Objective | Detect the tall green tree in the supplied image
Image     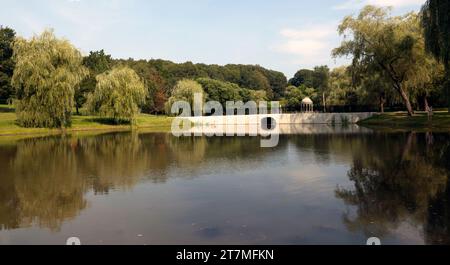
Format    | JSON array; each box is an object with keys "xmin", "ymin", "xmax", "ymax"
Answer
[
  {"xmin": 422, "ymin": 0, "xmax": 450, "ymax": 112},
  {"xmin": 144, "ymin": 69, "xmax": 167, "ymax": 114},
  {"xmin": 165, "ymin": 79, "xmax": 205, "ymax": 115},
  {"xmin": 406, "ymin": 56, "xmax": 445, "ymax": 111},
  {"xmin": 313, "ymin": 65, "xmax": 330, "ymax": 111},
  {"xmin": 197, "ymin": 78, "xmax": 243, "ymax": 106},
  {"xmin": 289, "ymin": 69, "xmax": 314, "ymax": 87},
  {"xmin": 284, "ymin": 84, "xmax": 318, "ymax": 111},
  {"xmin": 86, "ymin": 66, "xmax": 147, "ymax": 124},
  {"xmin": 328, "ymin": 66, "xmax": 354, "ymax": 106},
  {"xmin": 0, "ymin": 26, "xmax": 16, "ymax": 103},
  {"xmin": 11, "ymin": 30, "xmax": 87, "ymax": 128},
  {"xmin": 359, "ymin": 70, "xmax": 393, "ymax": 113},
  {"xmin": 333, "ymin": 6, "xmax": 431, "ymax": 116},
  {"xmin": 289, "ymin": 67, "xmax": 329, "ymax": 111},
  {"xmin": 76, "ymin": 50, "xmax": 112, "ymax": 115}
]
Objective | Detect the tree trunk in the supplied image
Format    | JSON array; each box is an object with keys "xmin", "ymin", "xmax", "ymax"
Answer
[
  {"xmin": 76, "ymin": 105, "xmax": 80, "ymax": 116},
  {"xmin": 396, "ymin": 84, "xmax": 414, "ymax": 116},
  {"xmin": 424, "ymin": 97, "xmax": 430, "ymax": 112},
  {"xmin": 379, "ymin": 93, "xmax": 386, "ymax": 113},
  {"xmin": 323, "ymin": 92, "xmax": 326, "ymax": 113},
  {"xmin": 447, "ymin": 82, "xmax": 450, "ymax": 113},
  {"xmin": 447, "ymin": 66, "xmax": 450, "ymax": 113},
  {"xmin": 402, "ymin": 132, "xmax": 415, "ymax": 161}
]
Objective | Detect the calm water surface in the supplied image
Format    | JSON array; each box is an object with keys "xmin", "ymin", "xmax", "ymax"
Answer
[{"xmin": 1, "ymin": 126, "xmax": 450, "ymax": 245}]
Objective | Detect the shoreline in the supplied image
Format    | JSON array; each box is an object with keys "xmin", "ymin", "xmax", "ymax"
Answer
[
  {"xmin": 357, "ymin": 111, "xmax": 450, "ymax": 132},
  {"xmin": 0, "ymin": 125, "xmax": 173, "ymax": 137},
  {"xmin": 1, "ymin": 111, "xmax": 450, "ymax": 139},
  {"xmin": 0, "ymin": 105, "xmax": 174, "ymax": 138}
]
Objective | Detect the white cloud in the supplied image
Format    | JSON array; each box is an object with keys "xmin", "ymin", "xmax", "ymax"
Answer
[
  {"xmin": 333, "ymin": 0, "xmax": 425, "ymax": 10},
  {"xmin": 277, "ymin": 39, "xmax": 327, "ymax": 56},
  {"xmin": 273, "ymin": 24, "xmax": 338, "ymax": 67}
]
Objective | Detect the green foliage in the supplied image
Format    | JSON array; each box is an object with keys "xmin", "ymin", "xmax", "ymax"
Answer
[
  {"xmin": 327, "ymin": 66, "xmax": 353, "ymax": 106},
  {"xmin": 11, "ymin": 30, "xmax": 87, "ymax": 128},
  {"xmin": 422, "ymin": 0, "xmax": 450, "ymax": 111},
  {"xmin": 84, "ymin": 49, "xmax": 113, "ymax": 73},
  {"xmin": 327, "ymin": 66, "xmax": 386, "ymax": 109},
  {"xmin": 422, "ymin": 0, "xmax": 450, "ymax": 67},
  {"xmin": 288, "ymin": 66, "xmax": 329, "ymax": 108},
  {"xmin": 333, "ymin": 5, "xmax": 439, "ymax": 115},
  {"xmin": 86, "ymin": 67, "xmax": 147, "ymax": 124},
  {"xmin": 116, "ymin": 59, "xmax": 287, "ymax": 101},
  {"xmin": 284, "ymin": 85, "xmax": 317, "ymax": 111},
  {"xmin": 0, "ymin": 26, "xmax": 16, "ymax": 102},
  {"xmin": 196, "ymin": 77, "xmax": 268, "ymax": 107},
  {"xmin": 76, "ymin": 50, "xmax": 113, "ymax": 114},
  {"xmin": 165, "ymin": 79, "xmax": 205, "ymax": 115},
  {"xmin": 312, "ymin": 66, "xmax": 330, "ymax": 94},
  {"xmin": 114, "ymin": 59, "xmax": 168, "ymax": 114},
  {"xmin": 197, "ymin": 78, "xmax": 242, "ymax": 104},
  {"xmin": 249, "ymin": 90, "xmax": 267, "ymax": 104},
  {"xmin": 289, "ymin": 67, "xmax": 329, "ymax": 93},
  {"xmin": 289, "ymin": 69, "xmax": 314, "ymax": 87},
  {"xmin": 406, "ymin": 56, "xmax": 446, "ymax": 108},
  {"xmin": 142, "ymin": 68, "xmax": 167, "ymax": 114}
]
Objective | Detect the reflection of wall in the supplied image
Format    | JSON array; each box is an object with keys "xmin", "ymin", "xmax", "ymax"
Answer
[
  {"xmin": 184, "ymin": 124, "xmax": 373, "ymax": 136},
  {"xmin": 186, "ymin": 113, "xmax": 375, "ymax": 125}
]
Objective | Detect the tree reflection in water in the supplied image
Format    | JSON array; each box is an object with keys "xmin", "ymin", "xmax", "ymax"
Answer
[
  {"xmin": 335, "ymin": 132, "xmax": 450, "ymax": 244},
  {"xmin": 0, "ymin": 132, "xmax": 269, "ymax": 231},
  {"xmin": 1, "ymin": 130, "xmax": 450, "ymax": 244}
]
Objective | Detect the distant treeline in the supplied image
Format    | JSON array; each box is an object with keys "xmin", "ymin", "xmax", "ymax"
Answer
[{"xmin": 111, "ymin": 58, "xmax": 287, "ymax": 113}]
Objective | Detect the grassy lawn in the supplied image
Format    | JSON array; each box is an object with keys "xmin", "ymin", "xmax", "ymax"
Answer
[
  {"xmin": 0, "ymin": 104, "xmax": 173, "ymax": 137},
  {"xmin": 358, "ymin": 111, "xmax": 450, "ymax": 132}
]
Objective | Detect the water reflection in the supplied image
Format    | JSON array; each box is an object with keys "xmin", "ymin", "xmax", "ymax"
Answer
[
  {"xmin": 0, "ymin": 128, "xmax": 449, "ymax": 244},
  {"xmin": 0, "ymin": 132, "xmax": 272, "ymax": 232},
  {"xmin": 335, "ymin": 132, "xmax": 450, "ymax": 244}
]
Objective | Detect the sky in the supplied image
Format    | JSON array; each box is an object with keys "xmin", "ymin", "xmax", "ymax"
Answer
[{"xmin": 0, "ymin": 0, "xmax": 426, "ymax": 78}]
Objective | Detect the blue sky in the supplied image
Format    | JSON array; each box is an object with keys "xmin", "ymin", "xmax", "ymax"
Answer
[{"xmin": 0, "ymin": 0, "xmax": 426, "ymax": 78}]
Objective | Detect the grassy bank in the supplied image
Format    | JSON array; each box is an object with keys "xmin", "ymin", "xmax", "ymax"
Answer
[
  {"xmin": 3, "ymin": 104, "xmax": 450, "ymax": 137},
  {"xmin": 358, "ymin": 111, "xmax": 450, "ymax": 132},
  {"xmin": 0, "ymin": 104, "xmax": 173, "ymax": 137}
]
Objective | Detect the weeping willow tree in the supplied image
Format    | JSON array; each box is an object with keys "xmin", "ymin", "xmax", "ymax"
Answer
[
  {"xmin": 422, "ymin": 0, "xmax": 450, "ymax": 112},
  {"xmin": 333, "ymin": 7, "xmax": 430, "ymax": 116},
  {"xmin": 164, "ymin": 79, "xmax": 205, "ymax": 115},
  {"xmin": 11, "ymin": 30, "xmax": 87, "ymax": 128},
  {"xmin": 86, "ymin": 66, "xmax": 147, "ymax": 124}
]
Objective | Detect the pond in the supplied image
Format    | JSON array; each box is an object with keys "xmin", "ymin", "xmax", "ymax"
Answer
[{"xmin": 0, "ymin": 125, "xmax": 450, "ymax": 245}]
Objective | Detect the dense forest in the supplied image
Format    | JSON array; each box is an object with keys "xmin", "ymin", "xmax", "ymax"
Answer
[{"xmin": 113, "ymin": 58, "xmax": 287, "ymax": 113}]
